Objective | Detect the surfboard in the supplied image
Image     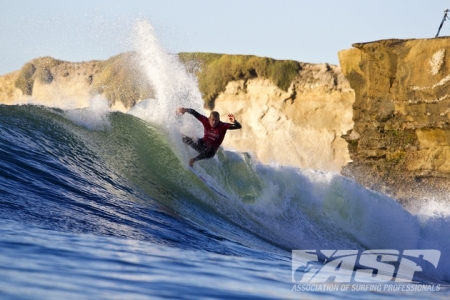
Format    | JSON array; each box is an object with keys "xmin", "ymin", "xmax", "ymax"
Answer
[{"xmin": 189, "ymin": 166, "xmax": 229, "ymax": 199}]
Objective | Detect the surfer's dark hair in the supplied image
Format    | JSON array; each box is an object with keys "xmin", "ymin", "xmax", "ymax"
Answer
[{"xmin": 210, "ymin": 111, "xmax": 220, "ymax": 119}]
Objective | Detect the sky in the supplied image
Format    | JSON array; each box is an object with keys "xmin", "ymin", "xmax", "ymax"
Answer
[{"xmin": 0, "ymin": 0, "xmax": 449, "ymax": 75}]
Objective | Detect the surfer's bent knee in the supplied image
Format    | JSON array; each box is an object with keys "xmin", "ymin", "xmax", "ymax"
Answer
[{"xmin": 195, "ymin": 148, "xmax": 216, "ymax": 161}]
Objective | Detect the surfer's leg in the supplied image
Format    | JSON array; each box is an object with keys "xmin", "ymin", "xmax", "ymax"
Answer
[
  {"xmin": 192, "ymin": 148, "xmax": 216, "ymax": 162},
  {"xmin": 189, "ymin": 149, "xmax": 215, "ymax": 167},
  {"xmin": 183, "ymin": 137, "xmax": 214, "ymax": 166},
  {"xmin": 182, "ymin": 136, "xmax": 200, "ymax": 151},
  {"xmin": 182, "ymin": 136, "xmax": 207, "ymax": 153}
]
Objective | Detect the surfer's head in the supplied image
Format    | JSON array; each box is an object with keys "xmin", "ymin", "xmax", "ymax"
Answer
[{"xmin": 209, "ymin": 111, "xmax": 220, "ymax": 127}]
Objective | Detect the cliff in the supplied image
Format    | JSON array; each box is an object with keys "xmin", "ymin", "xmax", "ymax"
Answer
[
  {"xmin": 0, "ymin": 52, "xmax": 354, "ymax": 172},
  {"xmin": 339, "ymin": 37, "xmax": 450, "ymax": 204},
  {"xmin": 209, "ymin": 64, "xmax": 353, "ymax": 171},
  {"xmin": 0, "ymin": 52, "xmax": 153, "ymax": 111}
]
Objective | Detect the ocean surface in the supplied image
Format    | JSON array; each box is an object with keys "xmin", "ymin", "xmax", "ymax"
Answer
[{"xmin": 1, "ymin": 21, "xmax": 450, "ymax": 299}]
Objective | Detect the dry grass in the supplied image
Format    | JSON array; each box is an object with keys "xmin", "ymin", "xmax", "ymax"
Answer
[{"xmin": 15, "ymin": 57, "xmax": 63, "ymax": 95}]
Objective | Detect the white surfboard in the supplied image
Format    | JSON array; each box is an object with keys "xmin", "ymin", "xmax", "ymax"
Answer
[{"xmin": 189, "ymin": 166, "xmax": 229, "ymax": 199}]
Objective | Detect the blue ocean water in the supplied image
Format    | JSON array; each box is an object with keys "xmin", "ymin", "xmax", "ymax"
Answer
[{"xmin": 1, "ymin": 20, "xmax": 450, "ymax": 299}]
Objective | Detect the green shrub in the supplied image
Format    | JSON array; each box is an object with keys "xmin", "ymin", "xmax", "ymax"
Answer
[{"xmin": 179, "ymin": 53, "xmax": 299, "ymax": 108}]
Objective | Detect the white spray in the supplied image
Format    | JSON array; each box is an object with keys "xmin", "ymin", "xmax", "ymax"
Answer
[
  {"xmin": 63, "ymin": 96, "xmax": 111, "ymax": 130},
  {"xmin": 131, "ymin": 20, "xmax": 206, "ymax": 163}
]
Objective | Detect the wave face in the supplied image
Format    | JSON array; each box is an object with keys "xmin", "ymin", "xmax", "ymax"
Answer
[{"xmin": 1, "ymin": 20, "xmax": 450, "ymax": 299}]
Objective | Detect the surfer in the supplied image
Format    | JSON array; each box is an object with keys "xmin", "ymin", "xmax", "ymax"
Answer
[{"xmin": 177, "ymin": 107, "xmax": 242, "ymax": 167}]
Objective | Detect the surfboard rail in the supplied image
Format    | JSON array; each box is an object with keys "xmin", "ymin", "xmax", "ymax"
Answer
[{"xmin": 189, "ymin": 166, "xmax": 229, "ymax": 199}]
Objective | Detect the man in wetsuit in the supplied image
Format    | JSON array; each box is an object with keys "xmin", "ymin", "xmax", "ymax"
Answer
[{"xmin": 177, "ymin": 107, "xmax": 242, "ymax": 167}]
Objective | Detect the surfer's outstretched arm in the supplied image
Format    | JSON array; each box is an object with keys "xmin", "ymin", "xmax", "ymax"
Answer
[
  {"xmin": 177, "ymin": 107, "xmax": 202, "ymax": 119},
  {"xmin": 178, "ymin": 108, "xmax": 242, "ymax": 129},
  {"xmin": 227, "ymin": 114, "xmax": 242, "ymax": 130}
]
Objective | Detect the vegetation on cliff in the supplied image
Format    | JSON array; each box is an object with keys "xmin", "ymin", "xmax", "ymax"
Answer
[
  {"xmin": 90, "ymin": 52, "xmax": 153, "ymax": 108},
  {"xmin": 178, "ymin": 53, "xmax": 300, "ymax": 108},
  {"xmin": 15, "ymin": 57, "xmax": 64, "ymax": 95},
  {"xmin": 9, "ymin": 52, "xmax": 300, "ymax": 110},
  {"xmin": 13, "ymin": 52, "xmax": 153, "ymax": 108}
]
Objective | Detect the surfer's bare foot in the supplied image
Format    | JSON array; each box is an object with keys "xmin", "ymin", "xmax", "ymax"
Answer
[{"xmin": 189, "ymin": 158, "xmax": 194, "ymax": 167}]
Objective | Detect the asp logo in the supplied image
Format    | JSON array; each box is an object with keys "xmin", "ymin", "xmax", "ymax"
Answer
[{"xmin": 292, "ymin": 249, "xmax": 441, "ymax": 283}]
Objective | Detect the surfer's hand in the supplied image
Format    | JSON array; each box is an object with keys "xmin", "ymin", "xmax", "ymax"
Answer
[
  {"xmin": 228, "ymin": 114, "xmax": 235, "ymax": 123},
  {"xmin": 177, "ymin": 107, "xmax": 186, "ymax": 115}
]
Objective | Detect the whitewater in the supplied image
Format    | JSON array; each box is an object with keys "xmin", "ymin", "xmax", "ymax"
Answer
[{"xmin": 0, "ymin": 20, "xmax": 449, "ymax": 299}]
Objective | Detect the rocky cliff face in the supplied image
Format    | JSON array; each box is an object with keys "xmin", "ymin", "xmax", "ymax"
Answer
[
  {"xmin": 0, "ymin": 52, "xmax": 153, "ymax": 111},
  {"xmin": 0, "ymin": 53, "xmax": 354, "ymax": 172},
  {"xmin": 339, "ymin": 37, "xmax": 450, "ymax": 204},
  {"xmin": 211, "ymin": 63, "xmax": 354, "ymax": 172}
]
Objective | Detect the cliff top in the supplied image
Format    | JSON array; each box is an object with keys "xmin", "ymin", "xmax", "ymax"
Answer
[{"xmin": 351, "ymin": 36, "xmax": 450, "ymax": 48}]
